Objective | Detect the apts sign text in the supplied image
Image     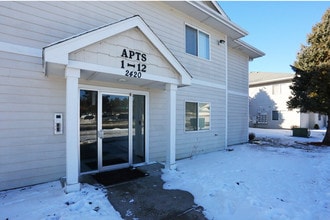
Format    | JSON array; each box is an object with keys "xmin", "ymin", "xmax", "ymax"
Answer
[{"xmin": 120, "ymin": 49, "xmax": 147, "ymax": 79}]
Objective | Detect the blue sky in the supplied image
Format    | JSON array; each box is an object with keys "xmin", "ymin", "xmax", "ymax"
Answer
[{"xmin": 219, "ymin": 1, "xmax": 330, "ymax": 73}]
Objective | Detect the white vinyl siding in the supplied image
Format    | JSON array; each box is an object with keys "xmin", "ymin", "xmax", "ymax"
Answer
[
  {"xmin": 249, "ymin": 81, "xmax": 325, "ymax": 129},
  {"xmin": 227, "ymin": 94, "xmax": 249, "ymax": 145},
  {"xmin": 0, "ymin": 52, "xmax": 66, "ymax": 190},
  {"xmin": 228, "ymin": 48, "xmax": 249, "ymax": 94},
  {"xmin": 176, "ymin": 85, "xmax": 225, "ymax": 159},
  {"xmin": 0, "ymin": 1, "xmax": 252, "ymax": 190},
  {"xmin": 0, "ymin": 1, "xmax": 227, "ymax": 84},
  {"xmin": 227, "ymin": 48, "xmax": 249, "ymax": 145},
  {"xmin": 148, "ymin": 90, "xmax": 169, "ymax": 162}
]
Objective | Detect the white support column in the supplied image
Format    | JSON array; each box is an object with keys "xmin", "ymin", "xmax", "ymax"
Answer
[
  {"xmin": 165, "ymin": 84, "xmax": 177, "ymax": 170},
  {"xmin": 64, "ymin": 67, "xmax": 81, "ymax": 193}
]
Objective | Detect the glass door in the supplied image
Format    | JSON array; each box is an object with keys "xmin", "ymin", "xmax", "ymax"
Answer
[
  {"xmin": 80, "ymin": 89, "xmax": 146, "ymax": 174},
  {"xmin": 100, "ymin": 94, "xmax": 129, "ymax": 168}
]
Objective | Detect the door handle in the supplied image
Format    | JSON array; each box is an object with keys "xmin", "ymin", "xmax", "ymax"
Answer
[{"xmin": 98, "ymin": 130, "xmax": 104, "ymax": 139}]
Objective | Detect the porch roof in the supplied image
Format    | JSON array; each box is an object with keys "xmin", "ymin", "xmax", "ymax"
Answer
[{"xmin": 43, "ymin": 15, "xmax": 192, "ymax": 87}]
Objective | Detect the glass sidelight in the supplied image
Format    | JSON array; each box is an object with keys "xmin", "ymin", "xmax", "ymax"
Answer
[
  {"xmin": 80, "ymin": 90, "xmax": 98, "ymax": 173},
  {"xmin": 133, "ymin": 95, "xmax": 145, "ymax": 164},
  {"xmin": 80, "ymin": 89, "xmax": 146, "ymax": 174}
]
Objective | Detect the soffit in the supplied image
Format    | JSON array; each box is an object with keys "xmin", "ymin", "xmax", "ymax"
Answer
[{"xmin": 229, "ymin": 39, "xmax": 265, "ymax": 59}]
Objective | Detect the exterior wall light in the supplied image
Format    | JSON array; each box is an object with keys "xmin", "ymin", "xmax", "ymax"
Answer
[{"xmin": 218, "ymin": 39, "xmax": 226, "ymax": 45}]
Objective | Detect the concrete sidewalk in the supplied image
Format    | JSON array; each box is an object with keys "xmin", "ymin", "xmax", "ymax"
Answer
[{"xmin": 84, "ymin": 163, "xmax": 207, "ymax": 219}]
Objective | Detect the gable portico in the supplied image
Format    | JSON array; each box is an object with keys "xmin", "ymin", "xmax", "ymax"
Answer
[{"xmin": 43, "ymin": 16, "xmax": 191, "ymax": 192}]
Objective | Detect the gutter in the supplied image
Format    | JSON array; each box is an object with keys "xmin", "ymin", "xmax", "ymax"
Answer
[{"xmin": 233, "ymin": 39, "xmax": 265, "ymax": 59}]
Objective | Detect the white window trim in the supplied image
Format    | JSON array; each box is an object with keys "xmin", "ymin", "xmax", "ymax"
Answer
[
  {"xmin": 185, "ymin": 23, "xmax": 211, "ymax": 60},
  {"xmin": 184, "ymin": 100, "xmax": 211, "ymax": 132}
]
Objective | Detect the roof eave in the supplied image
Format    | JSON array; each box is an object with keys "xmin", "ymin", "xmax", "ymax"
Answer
[
  {"xmin": 164, "ymin": 1, "xmax": 247, "ymax": 40},
  {"xmin": 165, "ymin": 1, "xmax": 265, "ymax": 59},
  {"xmin": 230, "ymin": 39, "xmax": 265, "ymax": 60},
  {"xmin": 249, "ymin": 77, "xmax": 294, "ymax": 86}
]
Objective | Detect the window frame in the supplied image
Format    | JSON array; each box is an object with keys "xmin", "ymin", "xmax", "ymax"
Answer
[
  {"xmin": 272, "ymin": 110, "xmax": 279, "ymax": 121},
  {"xmin": 256, "ymin": 112, "xmax": 268, "ymax": 124},
  {"xmin": 185, "ymin": 24, "xmax": 210, "ymax": 60},
  {"xmin": 185, "ymin": 101, "xmax": 211, "ymax": 132},
  {"xmin": 272, "ymin": 84, "xmax": 281, "ymax": 95}
]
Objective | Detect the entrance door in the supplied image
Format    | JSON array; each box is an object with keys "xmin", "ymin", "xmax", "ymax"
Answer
[
  {"xmin": 80, "ymin": 89, "xmax": 146, "ymax": 173},
  {"xmin": 100, "ymin": 94, "xmax": 129, "ymax": 169}
]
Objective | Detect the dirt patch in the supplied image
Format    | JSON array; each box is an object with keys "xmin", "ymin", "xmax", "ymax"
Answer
[
  {"xmin": 93, "ymin": 168, "xmax": 148, "ymax": 186},
  {"xmin": 305, "ymin": 142, "xmax": 330, "ymax": 147},
  {"xmin": 100, "ymin": 163, "xmax": 207, "ymax": 220}
]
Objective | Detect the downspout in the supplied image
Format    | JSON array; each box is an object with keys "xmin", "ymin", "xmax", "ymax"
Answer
[
  {"xmin": 224, "ymin": 35, "xmax": 228, "ymax": 148},
  {"xmin": 42, "ymin": 48, "xmax": 47, "ymax": 77}
]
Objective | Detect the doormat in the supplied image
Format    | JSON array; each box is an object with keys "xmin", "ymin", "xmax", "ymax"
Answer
[{"xmin": 93, "ymin": 168, "xmax": 148, "ymax": 186}]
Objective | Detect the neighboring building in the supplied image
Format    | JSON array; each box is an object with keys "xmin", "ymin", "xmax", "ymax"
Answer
[
  {"xmin": 0, "ymin": 1, "xmax": 264, "ymax": 192},
  {"xmin": 249, "ymin": 72, "xmax": 327, "ymax": 129}
]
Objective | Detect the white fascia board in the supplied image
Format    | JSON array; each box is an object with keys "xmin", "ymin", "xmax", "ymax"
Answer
[
  {"xmin": 68, "ymin": 61, "xmax": 179, "ymax": 85},
  {"xmin": 211, "ymin": 1, "xmax": 230, "ymax": 19},
  {"xmin": 68, "ymin": 61, "xmax": 125, "ymax": 76},
  {"xmin": 44, "ymin": 16, "xmax": 191, "ymax": 86}
]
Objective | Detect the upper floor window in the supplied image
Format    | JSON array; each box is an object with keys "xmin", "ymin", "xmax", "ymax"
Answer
[
  {"xmin": 185, "ymin": 25, "xmax": 210, "ymax": 60},
  {"xmin": 272, "ymin": 84, "xmax": 281, "ymax": 95}
]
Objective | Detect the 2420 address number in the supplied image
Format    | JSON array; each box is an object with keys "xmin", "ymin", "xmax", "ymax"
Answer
[{"xmin": 125, "ymin": 70, "xmax": 142, "ymax": 78}]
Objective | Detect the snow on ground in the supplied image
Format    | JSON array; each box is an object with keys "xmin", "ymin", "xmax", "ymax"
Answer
[
  {"xmin": 162, "ymin": 128, "xmax": 330, "ymax": 220},
  {"xmin": 0, "ymin": 181, "xmax": 122, "ymax": 220},
  {"xmin": 249, "ymin": 127, "xmax": 327, "ymax": 147},
  {"xmin": 1, "ymin": 128, "xmax": 330, "ymax": 220}
]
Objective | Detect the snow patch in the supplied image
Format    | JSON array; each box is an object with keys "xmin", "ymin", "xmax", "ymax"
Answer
[
  {"xmin": 0, "ymin": 182, "xmax": 122, "ymax": 220},
  {"xmin": 1, "ymin": 128, "xmax": 329, "ymax": 219},
  {"xmin": 162, "ymin": 128, "xmax": 330, "ymax": 220}
]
